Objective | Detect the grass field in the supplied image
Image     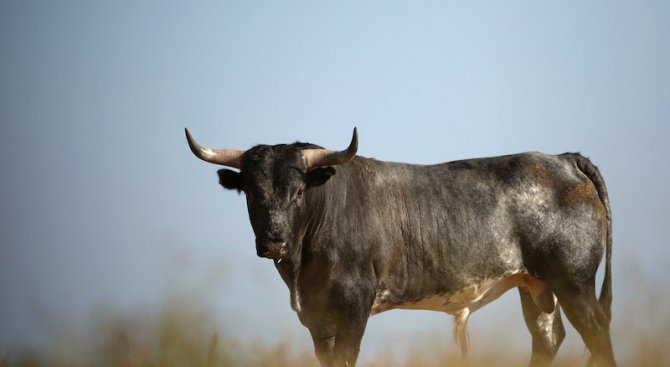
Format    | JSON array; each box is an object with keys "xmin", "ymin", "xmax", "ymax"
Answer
[
  {"xmin": 2, "ymin": 257, "xmax": 668, "ymax": 367},
  {"xmin": 2, "ymin": 294, "xmax": 668, "ymax": 367}
]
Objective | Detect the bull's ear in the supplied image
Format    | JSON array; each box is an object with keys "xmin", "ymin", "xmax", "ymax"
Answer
[
  {"xmin": 305, "ymin": 167, "xmax": 336, "ymax": 188},
  {"xmin": 217, "ymin": 169, "xmax": 244, "ymax": 192}
]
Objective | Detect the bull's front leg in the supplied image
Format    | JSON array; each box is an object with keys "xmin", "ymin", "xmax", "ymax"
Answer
[
  {"xmin": 307, "ymin": 311, "xmax": 370, "ymax": 366},
  {"xmin": 309, "ymin": 321, "xmax": 337, "ymax": 366},
  {"xmin": 332, "ymin": 316, "xmax": 368, "ymax": 366},
  {"xmin": 303, "ymin": 278, "xmax": 375, "ymax": 367}
]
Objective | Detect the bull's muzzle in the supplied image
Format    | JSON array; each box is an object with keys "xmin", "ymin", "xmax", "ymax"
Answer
[{"xmin": 256, "ymin": 239, "xmax": 289, "ymax": 260}]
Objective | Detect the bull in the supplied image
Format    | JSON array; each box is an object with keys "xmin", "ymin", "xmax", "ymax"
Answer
[{"xmin": 185, "ymin": 127, "xmax": 615, "ymax": 367}]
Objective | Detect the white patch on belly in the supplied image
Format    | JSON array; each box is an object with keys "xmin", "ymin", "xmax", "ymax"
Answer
[
  {"xmin": 370, "ymin": 273, "xmax": 553, "ymax": 356},
  {"xmin": 372, "ymin": 273, "xmax": 548, "ymax": 316},
  {"xmin": 382, "ymin": 275, "xmax": 501, "ymax": 314},
  {"xmin": 370, "ymin": 273, "xmax": 550, "ymax": 355}
]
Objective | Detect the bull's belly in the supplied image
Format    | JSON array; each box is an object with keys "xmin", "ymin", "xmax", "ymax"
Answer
[{"xmin": 370, "ymin": 272, "xmax": 550, "ymax": 316}]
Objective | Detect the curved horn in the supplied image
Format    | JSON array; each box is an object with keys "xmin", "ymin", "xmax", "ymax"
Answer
[
  {"xmin": 185, "ymin": 128, "xmax": 244, "ymax": 168},
  {"xmin": 303, "ymin": 127, "xmax": 358, "ymax": 168}
]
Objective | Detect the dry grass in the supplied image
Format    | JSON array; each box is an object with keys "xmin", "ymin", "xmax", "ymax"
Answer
[
  {"xmin": 0, "ymin": 301, "xmax": 318, "ymax": 367},
  {"xmin": 1, "ymin": 299, "xmax": 668, "ymax": 367},
  {"xmin": 2, "ymin": 258, "xmax": 669, "ymax": 367}
]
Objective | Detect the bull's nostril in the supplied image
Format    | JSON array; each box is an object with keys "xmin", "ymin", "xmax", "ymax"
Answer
[{"xmin": 256, "ymin": 239, "xmax": 289, "ymax": 259}]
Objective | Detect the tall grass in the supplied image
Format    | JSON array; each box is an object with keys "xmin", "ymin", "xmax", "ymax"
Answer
[
  {"xmin": 2, "ymin": 298, "xmax": 668, "ymax": 367},
  {"xmin": 2, "ymin": 261, "xmax": 669, "ymax": 367},
  {"xmin": 0, "ymin": 299, "xmax": 318, "ymax": 367}
]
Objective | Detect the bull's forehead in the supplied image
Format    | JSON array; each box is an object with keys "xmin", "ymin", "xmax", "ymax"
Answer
[
  {"xmin": 244, "ymin": 144, "xmax": 305, "ymax": 167},
  {"xmin": 242, "ymin": 144, "xmax": 305, "ymax": 194}
]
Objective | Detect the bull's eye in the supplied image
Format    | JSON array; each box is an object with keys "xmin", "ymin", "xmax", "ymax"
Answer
[{"xmin": 296, "ymin": 189, "xmax": 304, "ymax": 199}]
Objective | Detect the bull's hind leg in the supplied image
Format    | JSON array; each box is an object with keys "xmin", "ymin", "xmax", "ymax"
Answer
[
  {"xmin": 555, "ymin": 287, "xmax": 615, "ymax": 367},
  {"xmin": 518, "ymin": 288, "xmax": 565, "ymax": 367}
]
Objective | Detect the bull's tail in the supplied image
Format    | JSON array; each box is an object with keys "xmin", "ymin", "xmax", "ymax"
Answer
[{"xmin": 564, "ymin": 153, "xmax": 613, "ymax": 322}]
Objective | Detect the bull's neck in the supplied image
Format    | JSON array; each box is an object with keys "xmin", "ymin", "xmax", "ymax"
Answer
[{"xmin": 273, "ymin": 159, "xmax": 365, "ymax": 313}]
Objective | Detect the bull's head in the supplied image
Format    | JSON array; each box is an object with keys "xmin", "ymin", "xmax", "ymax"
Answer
[{"xmin": 185, "ymin": 128, "xmax": 357, "ymax": 262}]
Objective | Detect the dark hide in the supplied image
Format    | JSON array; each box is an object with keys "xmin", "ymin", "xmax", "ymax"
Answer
[{"xmin": 212, "ymin": 145, "xmax": 614, "ymax": 367}]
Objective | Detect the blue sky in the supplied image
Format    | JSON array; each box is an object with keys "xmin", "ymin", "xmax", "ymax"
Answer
[{"xmin": 1, "ymin": 1, "xmax": 669, "ymax": 363}]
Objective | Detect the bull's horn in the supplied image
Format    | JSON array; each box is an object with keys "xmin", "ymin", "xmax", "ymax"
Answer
[
  {"xmin": 303, "ymin": 127, "xmax": 358, "ymax": 168},
  {"xmin": 185, "ymin": 128, "xmax": 244, "ymax": 168}
]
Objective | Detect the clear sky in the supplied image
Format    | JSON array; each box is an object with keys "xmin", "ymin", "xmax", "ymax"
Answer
[{"xmin": 1, "ymin": 1, "xmax": 669, "ymax": 364}]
